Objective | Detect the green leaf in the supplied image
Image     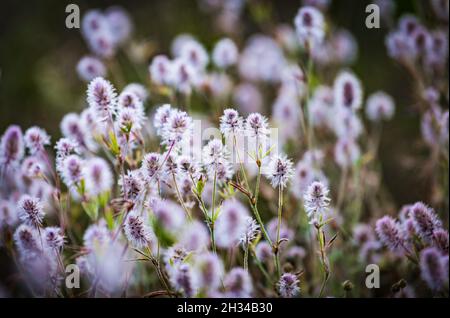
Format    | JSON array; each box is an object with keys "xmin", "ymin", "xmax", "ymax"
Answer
[
  {"xmin": 82, "ymin": 198, "xmax": 99, "ymax": 221},
  {"xmin": 108, "ymin": 130, "xmax": 121, "ymax": 156}
]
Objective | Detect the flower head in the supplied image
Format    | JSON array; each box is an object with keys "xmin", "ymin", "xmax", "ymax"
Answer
[
  {"xmin": 17, "ymin": 195, "xmax": 45, "ymax": 228},
  {"xmin": 123, "ymin": 211, "xmax": 154, "ymax": 249},
  {"xmin": 149, "ymin": 55, "xmax": 174, "ymax": 86},
  {"xmin": 83, "ymin": 157, "xmax": 113, "ymax": 196},
  {"xmin": 0, "ymin": 125, "xmax": 25, "ymax": 168},
  {"xmin": 265, "ymin": 154, "xmax": 294, "ymax": 188},
  {"xmin": 366, "ymin": 91, "xmax": 395, "ymax": 122},
  {"xmin": 61, "ymin": 155, "xmax": 83, "ymax": 188},
  {"xmin": 303, "ymin": 181, "xmax": 331, "ymax": 222},
  {"xmin": 294, "ymin": 6, "xmax": 325, "ymax": 48},
  {"xmin": 334, "ymin": 71, "xmax": 363, "ymax": 111},
  {"xmin": 44, "ymin": 227, "xmax": 65, "ymax": 250},
  {"xmin": 278, "ymin": 273, "xmax": 300, "ymax": 298},
  {"xmin": 420, "ymin": 247, "xmax": 447, "ymax": 291},
  {"xmin": 375, "ymin": 216, "xmax": 404, "ymax": 252},
  {"xmin": 87, "ymin": 77, "xmax": 117, "ymax": 121},
  {"xmin": 220, "ymin": 109, "xmax": 244, "ymax": 138},
  {"xmin": 223, "ymin": 267, "xmax": 253, "ymax": 298},
  {"xmin": 76, "ymin": 56, "xmax": 106, "ymax": 82},
  {"xmin": 411, "ymin": 202, "xmax": 442, "ymax": 243},
  {"xmin": 215, "ymin": 200, "xmax": 249, "ymax": 249},
  {"xmin": 212, "ymin": 38, "xmax": 239, "ymax": 69}
]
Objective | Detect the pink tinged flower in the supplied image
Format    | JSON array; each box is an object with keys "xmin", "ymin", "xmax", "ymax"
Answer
[
  {"xmin": 202, "ymin": 139, "xmax": 228, "ymax": 167},
  {"xmin": 220, "ymin": 108, "xmax": 243, "ymax": 138},
  {"xmin": 141, "ymin": 152, "xmax": 162, "ymax": 183},
  {"xmin": 153, "ymin": 104, "xmax": 174, "ymax": 136},
  {"xmin": 44, "ymin": 227, "xmax": 65, "ymax": 250},
  {"xmin": 334, "ymin": 137, "xmax": 360, "ymax": 169},
  {"xmin": 215, "ymin": 199, "xmax": 249, "ymax": 249},
  {"xmin": 86, "ymin": 77, "xmax": 117, "ymax": 122},
  {"xmin": 353, "ymin": 224, "xmax": 375, "ymax": 246},
  {"xmin": 294, "ymin": 6, "xmax": 325, "ymax": 48},
  {"xmin": 76, "ymin": 56, "xmax": 106, "ymax": 82},
  {"xmin": 14, "ymin": 224, "xmax": 42, "ymax": 257},
  {"xmin": 60, "ymin": 113, "xmax": 90, "ymax": 150},
  {"xmin": 333, "ymin": 108, "xmax": 363, "ymax": 139},
  {"xmin": 17, "ymin": 195, "xmax": 45, "ymax": 228},
  {"xmin": 55, "ymin": 138, "xmax": 79, "ymax": 160},
  {"xmin": 123, "ymin": 211, "xmax": 154, "ymax": 249},
  {"xmin": 24, "ymin": 126, "xmax": 50, "ymax": 155},
  {"xmin": 267, "ymin": 218, "xmax": 294, "ymax": 244},
  {"xmin": 171, "ymin": 33, "xmax": 196, "ymax": 57},
  {"xmin": 177, "ymin": 155, "xmax": 200, "ymax": 179},
  {"xmin": 375, "ymin": 216, "xmax": 404, "ymax": 252},
  {"xmin": 0, "ymin": 200, "xmax": 19, "ymax": 228},
  {"xmin": 122, "ymin": 83, "xmax": 149, "ymax": 102},
  {"xmin": 21, "ymin": 156, "xmax": 44, "ymax": 178},
  {"xmin": 212, "ymin": 38, "xmax": 239, "ymax": 69},
  {"xmin": 240, "ymin": 217, "xmax": 260, "ymax": 247},
  {"xmin": 179, "ymin": 220, "xmax": 210, "ymax": 251},
  {"xmin": 0, "ymin": 125, "xmax": 25, "ymax": 168},
  {"xmin": 83, "ymin": 220, "xmax": 111, "ymax": 249},
  {"xmin": 255, "ymin": 241, "xmax": 272, "ymax": 263},
  {"xmin": 410, "ymin": 202, "xmax": 442, "ymax": 244},
  {"xmin": 278, "ymin": 273, "xmax": 300, "ymax": 298},
  {"xmin": 161, "ymin": 109, "xmax": 193, "ymax": 145},
  {"xmin": 385, "ymin": 31, "xmax": 417, "ymax": 62},
  {"xmin": 420, "ymin": 247, "xmax": 447, "ymax": 291},
  {"xmin": 303, "ymin": 181, "xmax": 331, "ymax": 222},
  {"xmin": 105, "ymin": 6, "xmax": 133, "ymax": 46},
  {"xmin": 151, "ymin": 199, "xmax": 186, "ymax": 232},
  {"xmin": 169, "ymin": 263, "xmax": 195, "ymax": 297},
  {"xmin": 366, "ymin": 91, "xmax": 395, "ymax": 122},
  {"xmin": 61, "ymin": 154, "xmax": 83, "ymax": 188},
  {"xmin": 223, "ymin": 267, "xmax": 253, "ymax": 298},
  {"xmin": 119, "ymin": 170, "xmax": 143, "ymax": 201},
  {"xmin": 149, "ymin": 55, "xmax": 174, "ymax": 86},
  {"xmin": 179, "ymin": 40, "xmax": 209, "ymax": 71},
  {"xmin": 83, "ymin": 157, "xmax": 113, "ymax": 196},
  {"xmin": 265, "ymin": 154, "xmax": 294, "ymax": 189},
  {"xmin": 245, "ymin": 113, "xmax": 270, "ymax": 141},
  {"xmin": 233, "ymin": 83, "xmax": 263, "ymax": 115},
  {"xmin": 192, "ymin": 252, "xmax": 224, "ymax": 293},
  {"xmin": 433, "ymin": 229, "xmax": 449, "ymax": 254},
  {"xmin": 334, "ymin": 71, "xmax": 363, "ymax": 111},
  {"xmin": 171, "ymin": 58, "xmax": 199, "ymax": 94}
]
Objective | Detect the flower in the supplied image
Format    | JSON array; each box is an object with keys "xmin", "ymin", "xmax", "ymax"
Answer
[
  {"xmin": 420, "ymin": 247, "xmax": 447, "ymax": 291},
  {"xmin": 76, "ymin": 56, "xmax": 106, "ymax": 82},
  {"xmin": 255, "ymin": 241, "xmax": 272, "ymax": 263},
  {"xmin": 169, "ymin": 263, "xmax": 195, "ymax": 297},
  {"xmin": 141, "ymin": 152, "xmax": 163, "ymax": 183},
  {"xmin": 122, "ymin": 83, "xmax": 149, "ymax": 102},
  {"xmin": 60, "ymin": 155, "xmax": 83, "ymax": 188},
  {"xmin": 179, "ymin": 40, "xmax": 209, "ymax": 71},
  {"xmin": 86, "ymin": 77, "xmax": 117, "ymax": 122},
  {"xmin": 192, "ymin": 252, "xmax": 224, "ymax": 293},
  {"xmin": 220, "ymin": 109, "xmax": 244, "ymax": 138},
  {"xmin": 215, "ymin": 199, "xmax": 249, "ymax": 249},
  {"xmin": 83, "ymin": 157, "xmax": 113, "ymax": 196},
  {"xmin": 161, "ymin": 109, "xmax": 193, "ymax": 145},
  {"xmin": 24, "ymin": 126, "xmax": 50, "ymax": 155},
  {"xmin": 0, "ymin": 200, "xmax": 19, "ymax": 228},
  {"xmin": 223, "ymin": 267, "xmax": 253, "ymax": 298},
  {"xmin": 123, "ymin": 211, "xmax": 154, "ymax": 249},
  {"xmin": 0, "ymin": 125, "xmax": 24, "ymax": 169},
  {"xmin": 150, "ymin": 199, "xmax": 186, "ymax": 233},
  {"xmin": 294, "ymin": 6, "xmax": 325, "ymax": 48},
  {"xmin": 334, "ymin": 71, "xmax": 363, "ymax": 111},
  {"xmin": 375, "ymin": 216, "xmax": 404, "ymax": 252},
  {"xmin": 366, "ymin": 91, "xmax": 395, "ymax": 122},
  {"xmin": 149, "ymin": 55, "xmax": 174, "ymax": 86},
  {"xmin": 17, "ymin": 195, "xmax": 45, "ymax": 228},
  {"xmin": 119, "ymin": 170, "xmax": 144, "ymax": 201},
  {"xmin": 179, "ymin": 220, "xmax": 210, "ymax": 251},
  {"xmin": 212, "ymin": 38, "xmax": 239, "ymax": 68},
  {"xmin": 334, "ymin": 137, "xmax": 360, "ymax": 169},
  {"xmin": 14, "ymin": 224, "xmax": 42, "ymax": 258},
  {"xmin": 410, "ymin": 202, "xmax": 442, "ymax": 243},
  {"xmin": 303, "ymin": 181, "xmax": 331, "ymax": 222},
  {"xmin": 44, "ymin": 227, "xmax": 65, "ymax": 250},
  {"xmin": 245, "ymin": 113, "xmax": 270, "ymax": 146},
  {"xmin": 240, "ymin": 217, "xmax": 260, "ymax": 247},
  {"xmin": 265, "ymin": 154, "xmax": 294, "ymax": 188},
  {"xmin": 278, "ymin": 273, "xmax": 300, "ymax": 298}
]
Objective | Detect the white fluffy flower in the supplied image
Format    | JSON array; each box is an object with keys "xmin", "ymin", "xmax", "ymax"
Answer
[
  {"xmin": 303, "ymin": 181, "xmax": 331, "ymax": 222},
  {"xmin": 294, "ymin": 6, "xmax": 325, "ymax": 48},
  {"xmin": 265, "ymin": 154, "xmax": 294, "ymax": 188},
  {"xmin": 212, "ymin": 38, "xmax": 239, "ymax": 68}
]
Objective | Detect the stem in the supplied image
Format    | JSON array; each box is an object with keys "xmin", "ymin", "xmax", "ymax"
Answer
[
  {"xmin": 243, "ymin": 243, "xmax": 249, "ymax": 272},
  {"xmin": 274, "ymin": 185, "xmax": 283, "ymax": 278},
  {"xmin": 233, "ymin": 135, "xmax": 250, "ymax": 190},
  {"xmin": 210, "ymin": 171, "xmax": 218, "ymax": 254},
  {"xmin": 172, "ymin": 172, "xmax": 192, "ymax": 220}
]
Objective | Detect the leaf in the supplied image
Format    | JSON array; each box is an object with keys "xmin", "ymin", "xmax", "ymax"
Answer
[
  {"xmin": 81, "ymin": 198, "xmax": 99, "ymax": 221},
  {"xmin": 108, "ymin": 130, "xmax": 121, "ymax": 156},
  {"xmin": 196, "ymin": 178, "xmax": 205, "ymax": 196}
]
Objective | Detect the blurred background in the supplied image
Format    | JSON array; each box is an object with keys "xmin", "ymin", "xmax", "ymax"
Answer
[{"xmin": 0, "ymin": 0, "xmax": 441, "ymax": 207}]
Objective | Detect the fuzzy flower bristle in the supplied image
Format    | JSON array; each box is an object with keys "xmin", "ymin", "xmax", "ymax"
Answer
[
  {"xmin": 375, "ymin": 216, "xmax": 404, "ymax": 252},
  {"xmin": 278, "ymin": 273, "xmax": 300, "ymax": 298},
  {"xmin": 17, "ymin": 195, "xmax": 45, "ymax": 228},
  {"xmin": 212, "ymin": 38, "xmax": 239, "ymax": 69},
  {"xmin": 14, "ymin": 224, "xmax": 42, "ymax": 257},
  {"xmin": 86, "ymin": 77, "xmax": 117, "ymax": 122},
  {"xmin": 303, "ymin": 181, "xmax": 331, "ymax": 222},
  {"xmin": 245, "ymin": 113, "xmax": 269, "ymax": 141},
  {"xmin": 411, "ymin": 202, "xmax": 442, "ymax": 243},
  {"xmin": 223, "ymin": 267, "xmax": 253, "ymax": 298},
  {"xmin": 334, "ymin": 71, "xmax": 363, "ymax": 111},
  {"xmin": 265, "ymin": 154, "xmax": 294, "ymax": 189},
  {"xmin": 294, "ymin": 6, "xmax": 325, "ymax": 48},
  {"xmin": 0, "ymin": 125, "xmax": 25, "ymax": 169},
  {"xmin": 240, "ymin": 217, "xmax": 260, "ymax": 247},
  {"xmin": 123, "ymin": 211, "xmax": 153, "ymax": 249},
  {"xmin": 83, "ymin": 157, "xmax": 113, "ymax": 197},
  {"xmin": 24, "ymin": 127, "xmax": 51, "ymax": 155},
  {"xmin": 420, "ymin": 247, "xmax": 447, "ymax": 291},
  {"xmin": 215, "ymin": 200, "xmax": 249, "ymax": 249},
  {"xmin": 220, "ymin": 108, "xmax": 243, "ymax": 138},
  {"xmin": 44, "ymin": 227, "xmax": 65, "ymax": 250}
]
